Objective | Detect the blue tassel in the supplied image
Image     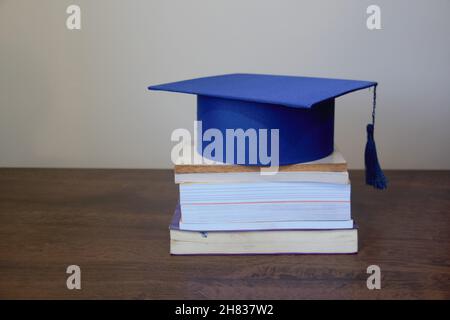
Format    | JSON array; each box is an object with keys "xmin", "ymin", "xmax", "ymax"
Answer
[
  {"xmin": 365, "ymin": 124, "xmax": 387, "ymax": 189},
  {"xmin": 364, "ymin": 86, "xmax": 388, "ymax": 190}
]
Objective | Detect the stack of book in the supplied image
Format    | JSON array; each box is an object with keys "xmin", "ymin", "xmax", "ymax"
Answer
[{"xmin": 170, "ymin": 150, "xmax": 357, "ymax": 255}]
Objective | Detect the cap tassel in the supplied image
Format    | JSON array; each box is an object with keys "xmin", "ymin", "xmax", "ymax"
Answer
[{"xmin": 365, "ymin": 85, "xmax": 388, "ymax": 189}]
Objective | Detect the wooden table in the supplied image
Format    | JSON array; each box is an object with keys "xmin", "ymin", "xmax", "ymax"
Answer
[{"xmin": 0, "ymin": 169, "xmax": 448, "ymax": 299}]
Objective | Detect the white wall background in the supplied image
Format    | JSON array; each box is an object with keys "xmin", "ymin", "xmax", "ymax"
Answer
[{"xmin": 1, "ymin": 0, "xmax": 449, "ymax": 169}]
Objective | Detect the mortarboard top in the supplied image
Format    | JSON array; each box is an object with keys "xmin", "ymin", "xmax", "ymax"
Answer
[
  {"xmin": 149, "ymin": 73, "xmax": 387, "ymax": 189},
  {"xmin": 149, "ymin": 73, "xmax": 376, "ymax": 109}
]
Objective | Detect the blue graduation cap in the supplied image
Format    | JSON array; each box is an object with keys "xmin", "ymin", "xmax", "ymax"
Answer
[{"xmin": 149, "ymin": 73, "xmax": 387, "ymax": 189}]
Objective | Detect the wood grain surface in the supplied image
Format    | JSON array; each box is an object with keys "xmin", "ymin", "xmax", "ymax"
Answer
[{"xmin": 0, "ymin": 169, "xmax": 449, "ymax": 299}]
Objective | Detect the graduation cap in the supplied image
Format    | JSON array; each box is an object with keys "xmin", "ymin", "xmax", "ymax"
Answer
[{"xmin": 149, "ymin": 73, "xmax": 387, "ymax": 189}]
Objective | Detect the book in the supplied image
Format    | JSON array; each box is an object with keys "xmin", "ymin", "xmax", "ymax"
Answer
[
  {"xmin": 174, "ymin": 148, "xmax": 347, "ymax": 174},
  {"xmin": 170, "ymin": 208, "xmax": 358, "ymax": 255},
  {"xmin": 175, "ymin": 170, "xmax": 349, "ymax": 184},
  {"xmin": 179, "ymin": 219, "xmax": 354, "ymax": 231},
  {"xmin": 179, "ymin": 182, "xmax": 351, "ymax": 224}
]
